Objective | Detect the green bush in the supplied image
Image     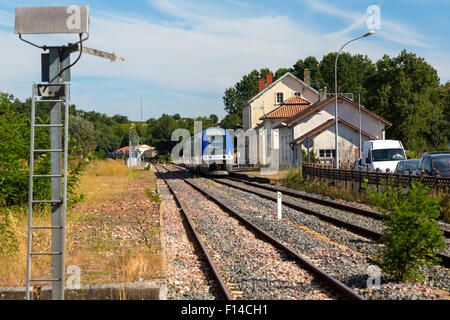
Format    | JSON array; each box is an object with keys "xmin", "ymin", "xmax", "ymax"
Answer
[
  {"xmin": 145, "ymin": 188, "xmax": 161, "ymax": 203},
  {"xmin": 0, "ymin": 208, "xmax": 18, "ymax": 255},
  {"xmin": 301, "ymin": 148, "xmax": 319, "ymax": 163},
  {"xmin": 283, "ymin": 167, "xmax": 304, "ymax": 189},
  {"xmin": 366, "ymin": 181, "xmax": 446, "ymax": 281},
  {"xmin": 157, "ymin": 153, "xmax": 172, "ymax": 163},
  {"xmin": 0, "ymin": 92, "xmax": 86, "ymax": 208}
]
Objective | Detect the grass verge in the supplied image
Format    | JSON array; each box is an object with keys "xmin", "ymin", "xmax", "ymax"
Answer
[{"xmin": 0, "ymin": 159, "xmax": 164, "ymax": 287}]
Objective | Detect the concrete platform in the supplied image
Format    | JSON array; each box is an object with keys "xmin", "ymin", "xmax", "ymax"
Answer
[{"xmin": 0, "ymin": 281, "xmax": 167, "ymax": 300}]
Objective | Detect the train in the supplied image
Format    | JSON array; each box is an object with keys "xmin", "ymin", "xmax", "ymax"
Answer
[{"xmin": 183, "ymin": 127, "xmax": 234, "ymax": 175}]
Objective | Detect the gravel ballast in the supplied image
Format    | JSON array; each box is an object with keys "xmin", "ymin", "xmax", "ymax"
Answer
[
  {"xmin": 163, "ymin": 167, "xmax": 449, "ymax": 300},
  {"xmin": 158, "ymin": 167, "xmax": 338, "ymax": 300}
]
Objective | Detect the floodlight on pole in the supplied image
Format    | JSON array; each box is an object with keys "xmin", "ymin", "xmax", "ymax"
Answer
[
  {"xmin": 358, "ymin": 68, "xmax": 387, "ymax": 155},
  {"xmin": 334, "ymin": 30, "xmax": 375, "ymax": 169}
]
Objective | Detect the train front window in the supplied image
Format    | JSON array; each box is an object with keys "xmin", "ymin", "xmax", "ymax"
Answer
[{"xmin": 207, "ymin": 135, "xmax": 226, "ymax": 154}]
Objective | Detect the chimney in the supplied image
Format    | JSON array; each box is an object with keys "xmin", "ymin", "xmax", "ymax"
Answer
[
  {"xmin": 258, "ymin": 78, "xmax": 265, "ymax": 92},
  {"xmin": 304, "ymin": 68, "xmax": 310, "ymax": 85},
  {"xmin": 319, "ymin": 87, "xmax": 327, "ymax": 101},
  {"xmin": 266, "ymin": 73, "xmax": 273, "ymax": 86}
]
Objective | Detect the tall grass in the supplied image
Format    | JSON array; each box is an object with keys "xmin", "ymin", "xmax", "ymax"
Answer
[{"xmin": 0, "ymin": 159, "xmax": 163, "ymax": 288}]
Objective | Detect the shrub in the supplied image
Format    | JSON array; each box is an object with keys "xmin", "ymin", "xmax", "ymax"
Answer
[
  {"xmin": 0, "ymin": 92, "xmax": 86, "ymax": 208},
  {"xmin": 0, "ymin": 209, "xmax": 18, "ymax": 255},
  {"xmin": 145, "ymin": 188, "xmax": 161, "ymax": 203},
  {"xmin": 366, "ymin": 181, "xmax": 446, "ymax": 281},
  {"xmin": 283, "ymin": 167, "xmax": 303, "ymax": 189},
  {"xmin": 157, "ymin": 153, "xmax": 172, "ymax": 163},
  {"xmin": 301, "ymin": 148, "xmax": 319, "ymax": 163}
]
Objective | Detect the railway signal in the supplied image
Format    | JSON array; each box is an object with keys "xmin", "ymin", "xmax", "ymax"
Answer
[{"xmin": 15, "ymin": 5, "xmax": 123, "ymax": 300}]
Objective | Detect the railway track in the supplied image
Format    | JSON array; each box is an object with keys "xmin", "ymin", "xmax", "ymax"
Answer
[
  {"xmin": 226, "ymin": 174, "xmax": 450, "ymax": 238},
  {"xmin": 208, "ymin": 175, "xmax": 450, "ymax": 268},
  {"xmin": 156, "ymin": 164, "xmax": 365, "ymax": 300}
]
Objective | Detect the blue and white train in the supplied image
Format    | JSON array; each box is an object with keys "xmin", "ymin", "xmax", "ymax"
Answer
[{"xmin": 183, "ymin": 127, "xmax": 234, "ymax": 175}]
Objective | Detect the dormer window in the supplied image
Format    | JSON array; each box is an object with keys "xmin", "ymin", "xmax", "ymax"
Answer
[
  {"xmin": 294, "ymin": 92, "xmax": 301, "ymax": 96},
  {"xmin": 276, "ymin": 92, "xmax": 283, "ymax": 103}
]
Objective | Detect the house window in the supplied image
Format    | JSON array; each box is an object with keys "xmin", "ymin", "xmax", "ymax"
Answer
[
  {"xmin": 276, "ymin": 92, "xmax": 283, "ymax": 103},
  {"xmin": 319, "ymin": 149, "xmax": 336, "ymax": 158},
  {"xmin": 294, "ymin": 92, "xmax": 301, "ymax": 96}
]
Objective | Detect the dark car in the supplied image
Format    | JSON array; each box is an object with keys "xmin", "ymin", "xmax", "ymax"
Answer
[
  {"xmin": 395, "ymin": 159, "xmax": 419, "ymax": 175},
  {"xmin": 417, "ymin": 153, "xmax": 450, "ymax": 177}
]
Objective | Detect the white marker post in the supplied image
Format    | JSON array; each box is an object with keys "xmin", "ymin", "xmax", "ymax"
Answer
[{"xmin": 277, "ymin": 192, "xmax": 282, "ymax": 219}]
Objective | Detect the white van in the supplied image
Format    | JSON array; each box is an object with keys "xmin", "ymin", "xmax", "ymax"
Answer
[{"xmin": 359, "ymin": 140, "xmax": 406, "ymax": 173}]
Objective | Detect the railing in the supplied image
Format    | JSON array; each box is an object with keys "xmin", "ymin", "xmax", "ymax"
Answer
[{"xmin": 302, "ymin": 163, "xmax": 450, "ymax": 193}]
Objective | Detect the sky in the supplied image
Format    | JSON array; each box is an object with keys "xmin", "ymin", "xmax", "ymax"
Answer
[{"xmin": 0, "ymin": 0, "xmax": 449, "ymax": 121}]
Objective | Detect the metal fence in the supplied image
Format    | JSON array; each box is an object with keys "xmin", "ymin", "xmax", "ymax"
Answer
[{"xmin": 302, "ymin": 163, "xmax": 450, "ymax": 193}]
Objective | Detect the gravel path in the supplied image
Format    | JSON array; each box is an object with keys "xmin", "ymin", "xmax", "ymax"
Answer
[
  {"xmin": 167, "ymin": 168, "xmax": 450, "ymax": 300},
  {"xmin": 158, "ymin": 172, "xmax": 221, "ymax": 300},
  {"xmin": 158, "ymin": 167, "xmax": 337, "ymax": 300},
  {"xmin": 216, "ymin": 178, "xmax": 450, "ymax": 256},
  {"xmin": 234, "ymin": 175, "xmax": 450, "ymax": 234}
]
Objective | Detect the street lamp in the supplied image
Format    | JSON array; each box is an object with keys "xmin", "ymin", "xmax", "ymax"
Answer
[
  {"xmin": 358, "ymin": 68, "xmax": 387, "ymax": 156},
  {"xmin": 334, "ymin": 30, "xmax": 375, "ymax": 169}
]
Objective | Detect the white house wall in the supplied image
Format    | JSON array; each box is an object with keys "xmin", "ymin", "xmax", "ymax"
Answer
[
  {"xmin": 279, "ymin": 126, "xmax": 293, "ymax": 168},
  {"xmin": 323, "ymin": 100, "xmax": 384, "ymax": 139},
  {"xmin": 293, "ymin": 110, "xmax": 333, "ymax": 139},
  {"xmin": 302, "ymin": 122, "xmax": 372, "ymax": 163},
  {"xmin": 293, "ymin": 99, "xmax": 385, "ymax": 143},
  {"xmin": 247, "ymin": 75, "xmax": 319, "ymax": 130}
]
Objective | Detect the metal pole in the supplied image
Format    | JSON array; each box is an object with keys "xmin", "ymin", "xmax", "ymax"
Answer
[
  {"xmin": 358, "ymin": 69, "xmax": 386, "ymax": 155},
  {"xmin": 49, "ymin": 47, "xmax": 64, "ymax": 300},
  {"xmin": 358, "ymin": 87, "xmax": 362, "ymax": 155},
  {"xmin": 26, "ymin": 84, "xmax": 36, "ymax": 300},
  {"xmin": 334, "ymin": 31, "xmax": 375, "ymax": 169}
]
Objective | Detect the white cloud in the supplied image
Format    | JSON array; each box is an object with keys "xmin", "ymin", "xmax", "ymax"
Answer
[
  {"xmin": 299, "ymin": 0, "xmax": 431, "ymax": 48},
  {"xmin": 0, "ymin": 0, "xmax": 448, "ymax": 121}
]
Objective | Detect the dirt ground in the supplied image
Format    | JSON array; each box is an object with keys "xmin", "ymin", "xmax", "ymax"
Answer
[{"xmin": 0, "ymin": 160, "xmax": 165, "ymax": 287}]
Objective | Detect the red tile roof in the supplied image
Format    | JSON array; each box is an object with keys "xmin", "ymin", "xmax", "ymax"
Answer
[
  {"xmin": 260, "ymin": 95, "xmax": 312, "ymax": 120},
  {"xmin": 282, "ymin": 96, "xmax": 311, "ymax": 105},
  {"xmin": 115, "ymin": 144, "xmax": 147, "ymax": 152}
]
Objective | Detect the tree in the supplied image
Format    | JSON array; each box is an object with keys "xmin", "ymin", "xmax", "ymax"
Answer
[
  {"xmin": 319, "ymin": 52, "xmax": 376, "ymax": 96},
  {"xmin": 223, "ymin": 87, "xmax": 242, "ymax": 116},
  {"xmin": 69, "ymin": 115, "xmax": 97, "ymax": 154},
  {"xmin": 111, "ymin": 114, "xmax": 129, "ymax": 124},
  {"xmin": 291, "ymin": 56, "xmax": 325, "ymax": 90},
  {"xmin": 209, "ymin": 114, "xmax": 218, "ymax": 124},
  {"xmin": 222, "ymin": 68, "xmax": 273, "ymax": 121},
  {"xmin": 365, "ymin": 50, "xmax": 448, "ymax": 152},
  {"xmin": 95, "ymin": 123, "xmax": 122, "ymax": 152},
  {"xmin": 0, "ymin": 92, "xmax": 51, "ymax": 206},
  {"xmin": 274, "ymin": 68, "xmax": 290, "ymax": 81},
  {"xmin": 220, "ymin": 113, "xmax": 241, "ymax": 129}
]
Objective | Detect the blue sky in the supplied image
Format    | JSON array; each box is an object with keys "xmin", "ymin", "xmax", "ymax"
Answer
[{"xmin": 1, "ymin": 0, "xmax": 449, "ymax": 121}]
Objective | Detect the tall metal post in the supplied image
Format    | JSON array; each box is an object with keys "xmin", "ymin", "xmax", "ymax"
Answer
[
  {"xmin": 334, "ymin": 31, "xmax": 375, "ymax": 169},
  {"xmin": 358, "ymin": 69, "xmax": 386, "ymax": 155},
  {"xmin": 49, "ymin": 47, "xmax": 64, "ymax": 300}
]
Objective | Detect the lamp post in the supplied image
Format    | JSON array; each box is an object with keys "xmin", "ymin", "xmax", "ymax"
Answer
[
  {"xmin": 358, "ymin": 68, "xmax": 387, "ymax": 156},
  {"xmin": 334, "ymin": 30, "xmax": 375, "ymax": 169}
]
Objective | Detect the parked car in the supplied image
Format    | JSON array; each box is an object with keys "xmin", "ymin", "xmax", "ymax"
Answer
[
  {"xmin": 417, "ymin": 152, "xmax": 450, "ymax": 177},
  {"xmin": 395, "ymin": 159, "xmax": 420, "ymax": 175},
  {"xmin": 361, "ymin": 140, "xmax": 406, "ymax": 173}
]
